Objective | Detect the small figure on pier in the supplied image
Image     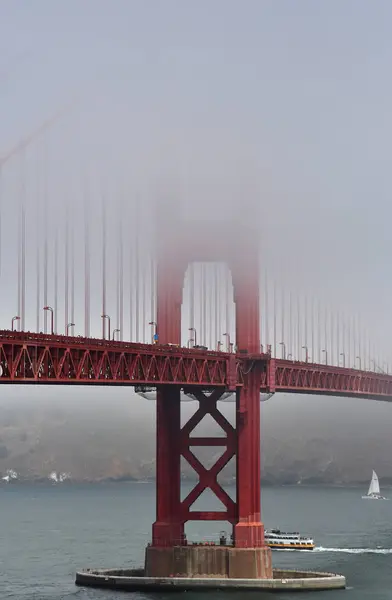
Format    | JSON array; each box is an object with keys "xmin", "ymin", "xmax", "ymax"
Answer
[{"xmin": 219, "ymin": 531, "xmax": 227, "ymax": 546}]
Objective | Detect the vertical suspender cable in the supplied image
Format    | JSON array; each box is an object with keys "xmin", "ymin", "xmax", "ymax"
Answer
[
  {"xmin": 142, "ymin": 241, "xmax": 146, "ymax": 344},
  {"xmin": 54, "ymin": 229, "xmax": 58, "ymax": 333},
  {"xmin": 0, "ymin": 167, "xmax": 2, "ymax": 278},
  {"xmin": 215, "ymin": 264, "xmax": 222, "ymax": 348},
  {"xmin": 225, "ymin": 265, "xmax": 230, "ymax": 346},
  {"xmin": 150, "ymin": 255, "xmax": 155, "ymax": 335},
  {"xmin": 209, "ymin": 266, "xmax": 214, "ymax": 350},
  {"xmin": 129, "ymin": 205, "xmax": 134, "ymax": 342},
  {"xmin": 297, "ymin": 293, "xmax": 300, "ymax": 361},
  {"xmin": 324, "ymin": 306, "xmax": 328, "ymax": 363},
  {"xmin": 304, "ymin": 295, "xmax": 308, "ymax": 355},
  {"xmin": 214, "ymin": 264, "xmax": 219, "ymax": 349},
  {"xmin": 17, "ymin": 179, "xmax": 22, "ymax": 330},
  {"xmin": 64, "ymin": 203, "xmax": 69, "ymax": 333},
  {"xmin": 362, "ymin": 327, "xmax": 367, "ymax": 370},
  {"xmin": 336, "ymin": 311, "xmax": 340, "ymax": 366},
  {"xmin": 36, "ymin": 180, "xmax": 41, "ymax": 332},
  {"xmin": 17, "ymin": 151, "xmax": 26, "ymax": 331},
  {"xmin": 43, "ymin": 140, "xmax": 48, "ymax": 334},
  {"xmin": 21, "ymin": 164, "xmax": 26, "ymax": 332},
  {"xmin": 116, "ymin": 214, "xmax": 120, "ymax": 337},
  {"xmin": 273, "ymin": 282, "xmax": 277, "ymax": 358},
  {"xmin": 213, "ymin": 264, "xmax": 218, "ymax": 350},
  {"xmin": 102, "ymin": 196, "xmax": 107, "ymax": 339},
  {"xmin": 281, "ymin": 287, "xmax": 285, "ymax": 354},
  {"xmin": 333, "ymin": 310, "xmax": 337, "ymax": 365},
  {"xmin": 84, "ymin": 180, "xmax": 90, "ymax": 338},
  {"xmin": 264, "ymin": 270, "xmax": 269, "ymax": 352},
  {"xmin": 358, "ymin": 314, "xmax": 362, "ymax": 369},
  {"xmin": 288, "ymin": 290, "xmax": 292, "ymax": 358},
  {"xmin": 317, "ymin": 300, "xmax": 321, "ymax": 363},
  {"xmin": 135, "ymin": 201, "xmax": 140, "ymax": 343},
  {"xmin": 189, "ymin": 263, "xmax": 194, "ymax": 333},
  {"xmin": 119, "ymin": 207, "xmax": 124, "ymax": 341},
  {"xmin": 199, "ymin": 264, "xmax": 204, "ymax": 345},
  {"xmin": 330, "ymin": 310, "xmax": 334, "ymax": 366},
  {"xmin": 311, "ymin": 296, "xmax": 315, "ymax": 362},
  {"xmin": 70, "ymin": 211, "xmax": 75, "ymax": 333},
  {"xmin": 202, "ymin": 264, "xmax": 207, "ymax": 346}
]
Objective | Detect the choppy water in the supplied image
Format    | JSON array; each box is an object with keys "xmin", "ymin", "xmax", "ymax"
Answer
[{"xmin": 1, "ymin": 482, "xmax": 391, "ymax": 599}]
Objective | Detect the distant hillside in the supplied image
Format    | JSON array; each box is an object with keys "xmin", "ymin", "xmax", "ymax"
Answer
[{"xmin": 1, "ymin": 387, "xmax": 392, "ymax": 485}]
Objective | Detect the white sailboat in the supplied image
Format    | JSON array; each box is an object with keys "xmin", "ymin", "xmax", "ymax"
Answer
[{"xmin": 362, "ymin": 470, "xmax": 388, "ymax": 500}]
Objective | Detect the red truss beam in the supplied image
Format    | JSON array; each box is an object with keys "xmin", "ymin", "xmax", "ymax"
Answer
[
  {"xmin": 0, "ymin": 331, "xmax": 232, "ymax": 387},
  {"xmin": 1, "ymin": 331, "xmax": 392, "ymax": 401},
  {"xmin": 180, "ymin": 389, "xmax": 237, "ymax": 523},
  {"xmin": 261, "ymin": 359, "xmax": 392, "ymax": 400}
]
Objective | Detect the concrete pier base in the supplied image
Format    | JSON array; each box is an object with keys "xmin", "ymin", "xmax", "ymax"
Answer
[
  {"xmin": 145, "ymin": 544, "xmax": 273, "ymax": 579},
  {"xmin": 75, "ymin": 567, "xmax": 346, "ymax": 592}
]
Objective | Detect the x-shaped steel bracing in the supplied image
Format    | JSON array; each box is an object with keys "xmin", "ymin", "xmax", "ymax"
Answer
[{"xmin": 180, "ymin": 389, "xmax": 237, "ymax": 523}]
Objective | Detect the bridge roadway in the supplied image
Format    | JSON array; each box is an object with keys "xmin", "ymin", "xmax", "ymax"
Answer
[{"xmin": 0, "ymin": 330, "xmax": 391, "ymax": 401}]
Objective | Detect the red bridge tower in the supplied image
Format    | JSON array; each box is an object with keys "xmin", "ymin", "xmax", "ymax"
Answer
[{"xmin": 145, "ymin": 209, "xmax": 272, "ymax": 579}]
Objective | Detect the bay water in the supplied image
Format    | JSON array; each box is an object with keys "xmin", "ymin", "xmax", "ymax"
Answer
[{"xmin": 1, "ymin": 482, "xmax": 391, "ymax": 599}]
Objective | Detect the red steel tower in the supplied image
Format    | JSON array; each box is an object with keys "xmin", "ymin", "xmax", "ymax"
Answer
[{"xmin": 145, "ymin": 208, "xmax": 272, "ymax": 579}]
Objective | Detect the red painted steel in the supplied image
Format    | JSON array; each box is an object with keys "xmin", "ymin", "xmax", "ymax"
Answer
[
  {"xmin": 260, "ymin": 358, "xmax": 392, "ymax": 401},
  {"xmin": 152, "ymin": 388, "xmax": 236, "ymax": 547},
  {"xmin": 0, "ymin": 331, "xmax": 229, "ymax": 386},
  {"xmin": 1, "ymin": 331, "xmax": 392, "ymax": 401},
  {"xmin": 180, "ymin": 389, "xmax": 236, "ymax": 524},
  {"xmin": 152, "ymin": 213, "xmax": 265, "ymax": 549}
]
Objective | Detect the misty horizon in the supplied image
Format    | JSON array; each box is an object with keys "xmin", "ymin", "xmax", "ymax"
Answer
[{"xmin": 1, "ymin": 2, "xmax": 392, "ymax": 487}]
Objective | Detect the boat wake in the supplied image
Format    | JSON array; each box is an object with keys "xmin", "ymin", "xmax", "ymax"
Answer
[{"xmin": 314, "ymin": 546, "xmax": 392, "ymax": 554}]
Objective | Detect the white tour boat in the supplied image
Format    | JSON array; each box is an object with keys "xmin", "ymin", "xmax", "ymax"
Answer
[
  {"xmin": 362, "ymin": 470, "xmax": 388, "ymax": 500},
  {"xmin": 264, "ymin": 528, "xmax": 315, "ymax": 550}
]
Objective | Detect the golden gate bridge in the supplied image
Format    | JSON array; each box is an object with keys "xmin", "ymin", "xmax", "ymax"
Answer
[{"xmin": 0, "ymin": 112, "xmax": 391, "ymax": 581}]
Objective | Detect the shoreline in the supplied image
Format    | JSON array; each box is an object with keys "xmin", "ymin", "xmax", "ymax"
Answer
[{"xmin": 1, "ymin": 478, "xmax": 390, "ymax": 488}]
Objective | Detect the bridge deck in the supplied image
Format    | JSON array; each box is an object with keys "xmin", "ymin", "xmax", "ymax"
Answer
[{"xmin": 0, "ymin": 331, "xmax": 391, "ymax": 401}]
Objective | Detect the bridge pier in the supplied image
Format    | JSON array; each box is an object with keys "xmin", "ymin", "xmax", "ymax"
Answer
[
  {"xmin": 145, "ymin": 215, "xmax": 272, "ymax": 579},
  {"xmin": 146, "ymin": 368, "xmax": 272, "ymax": 579}
]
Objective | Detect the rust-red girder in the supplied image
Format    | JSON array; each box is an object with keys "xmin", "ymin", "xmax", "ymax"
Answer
[
  {"xmin": 263, "ymin": 358, "xmax": 392, "ymax": 401},
  {"xmin": 0, "ymin": 331, "xmax": 392, "ymax": 401},
  {"xmin": 0, "ymin": 331, "xmax": 231, "ymax": 387}
]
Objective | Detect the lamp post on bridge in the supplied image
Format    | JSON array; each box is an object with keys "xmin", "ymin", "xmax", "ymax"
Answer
[
  {"xmin": 279, "ymin": 341, "xmax": 286, "ymax": 359},
  {"xmin": 223, "ymin": 332, "xmax": 231, "ymax": 353},
  {"xmin": 217, "ymin": 341, "xmax": 222, "ymax": 351},
  {"xmin": 101, "ymin": 314, "xmax": 111, "ymax": 340},
  {"xmin": 66, "ymin": 322, "xmax": 75, "ymax": 335},
  {"xmin": 112, "ymin": 328, "xmax": 120, "ymax": 340},
  {"xmin": 370, "ymin": 358, "xmax": 376, "ymax": 372},
  {"xmin": 11, "ymin": 316, "xmax": 20, "ymax": 331},
  {"xmin": 356, "ymin": 356, "xmax": 362, "ymax": 370},
  {"xmin": 189, "ymin": 327, "xmax": 197, "ymax": 347},
  {"xmin": 340, "ymin": 352, "xmax": 345, "ymax": 367},
  {"xmin": 43, "ymin": 306, "xmax": 54, "ymax": 335},
  {"xmin": 322, "ymin": 349, "xmax": 328, "ymax": 365},
  {"xmin": 302, "ymin": 345, "xmax": 309, "ymax": 363}
]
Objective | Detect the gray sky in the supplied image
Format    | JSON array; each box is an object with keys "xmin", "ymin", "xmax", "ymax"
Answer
[{"xmin": 1, "ymin": 1, "xmax": 392, "ymax": 361}]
